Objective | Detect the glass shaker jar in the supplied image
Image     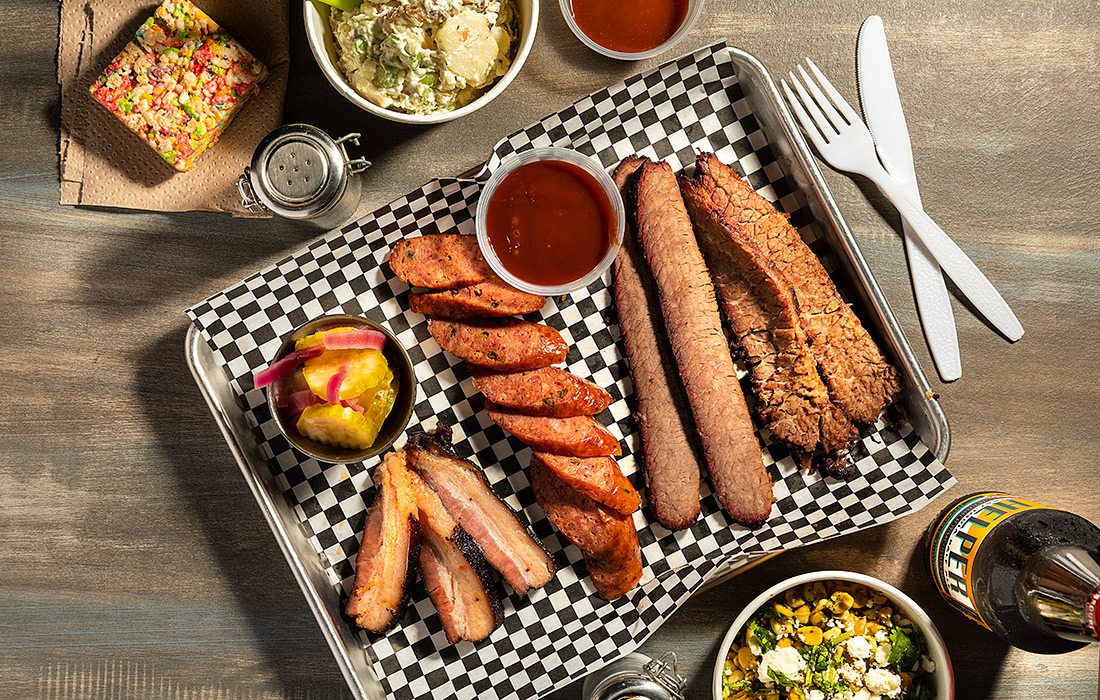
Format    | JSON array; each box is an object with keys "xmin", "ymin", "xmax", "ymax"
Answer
[
  {"xmin": 582, "ymin": 652, "xmax": 686, "ymax": 700},
  {"xmin": 238, "ymin": 123, "xmax": 370, "ymax": 229}
]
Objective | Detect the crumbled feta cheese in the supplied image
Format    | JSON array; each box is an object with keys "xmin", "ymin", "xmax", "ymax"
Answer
[
  {"xmin": 874, "ymin": 640, "xmax": 892, "ymax": 666},
  {"xmin": 921, "ymin": 655, "xmax": 937, "ymax": 673},
  {"xmin": 852, "ymin": 689, "xmax": 874, "ymax": 700},
  {"xmin": 839, "ymin": 663, "xmax": 863, "ymax": 685},
  {"xmin": 834, "ymin": 691, "xmax": 854, "ymax": 700},
  {"xmin": 874, "ymin": 628, "xmax": 889, "ymax": 642},
  {"xmin": 747, "ymin": 635, "xmax": 762, "ymax": 655},
  {"xmin": 845, "ymin": 635, "xmax": 873, "ymax": 659},
  {"xmin": 807, "ymin": 690, "xmax": 826, "ymax": 700},
  {"xmin": 865, "ymin": 668, "xmax": 902, "ymax": 697},
  {"xmin": 758, "ymin": 646, "xmax": 807, "ymax": 686}
]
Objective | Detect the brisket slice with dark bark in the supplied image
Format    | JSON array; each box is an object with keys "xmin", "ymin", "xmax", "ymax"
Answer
[
  {"xmin": 413, "ymin": 470, "xmax": 502, "ymax": 644},
  {"xmin": 680, "ymin": 178, "xmax": 859, "ymax": 455},
  {"xmin": 612, "ymin": 156, "xmax": 701, "ymax": 531},
  {"xmin": 406, "ymin": 425, "xmax": 555, "ymax": 596},
  {"xmin": 345, "ymin": 452, "xmax": 421, "ymax": 633},
  {"xmin": 530, "ymin": 457, "xmax": 643, "ymax": 600},
  {"xmin": 694, "ymin": 153, "xmax": 901, "ymax": 424},
  {"xmin": 633, "ymin": 160, "xmax": 773, "ymax": 527}
]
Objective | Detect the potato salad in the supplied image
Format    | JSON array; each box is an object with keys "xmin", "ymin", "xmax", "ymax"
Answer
[
  {"xmin": 721, "ymin": 581, "xmax": 937, "ymax": 700},
  {"xmin": 331, "ymin": 0, "xmax": 517, "ymax": 114}
]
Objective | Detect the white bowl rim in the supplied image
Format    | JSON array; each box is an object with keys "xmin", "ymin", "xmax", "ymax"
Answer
[
  {"xmin": 303, "ymin": 0, "xmax": 539, "ymax": 125},
  {"xmin": 557, "ymin": 0, "xmax": 705, "ymax": 61},
  {"xmin": 711, "ymin": 570, "xmax": 955, "ymax": 700},
  {"xmin": 474, "ymin": 146, "xmax": 626, "ymax": 296}
]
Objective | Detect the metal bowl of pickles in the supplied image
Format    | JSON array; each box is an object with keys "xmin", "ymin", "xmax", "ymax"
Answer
[
  {"xmin": 255, "ymin": 315, "xmax": 415, "ymax": 463},
  {"xmin": 712, "ymin": 571, "xmax": 953, "ymax": 700}
]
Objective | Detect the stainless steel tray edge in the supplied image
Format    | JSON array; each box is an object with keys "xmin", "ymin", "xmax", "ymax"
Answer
[
  {"xmin": 727, "ymin": 46, "xmax": 950, "ymax": 463},
  {"xmin": 186, "ymin": 324, "xmax": 381, "ymax": 700}
]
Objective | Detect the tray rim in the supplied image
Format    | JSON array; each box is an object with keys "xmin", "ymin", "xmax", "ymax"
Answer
[{"xmin": 183, "ymin": 41, "xmax": 951, "ymax": 700}]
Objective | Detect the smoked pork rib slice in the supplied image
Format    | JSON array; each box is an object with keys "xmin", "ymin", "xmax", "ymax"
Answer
[
  {"xmin": 694, "ymin": 153, "xmax": 901, "ymax": 424},
  {"xmin": 532, "ymin": 453, "xmax": 641, "ymax": 516},
  {"xmin": 680, "ymin": 178, "xmax": 859, "ymax": 455},
  {"xmin": 346, "ymin": 452, "xmax": 421, "ymax": 633},
  {"xmin": 410, "ymin": 275, "xmax": 546, "ymax": 319},
  {"xmin": 487, "ymin": 406, "xmax": 622, "ymax": 457},
  {"xmin": 633, "ymin": 159, "xmax": 773, "ymax": 527},
  {"xmin": 613, "ymin": 156, "xmax": 701, "ymax": 530},
  {"xmin": 412, "ymin": 471, "xmax": 502, "ymax": 643},
  {"xmin": 473, "ymin": 367, "xmax": 613, "ymax": 418},
  {"xmin": 406, "ymin": 426, "xmax": 555, "ymax": 596},
  {"xmin": 531, "ymin": 457, "xmax": 642, "ymax": 600},
  {"xmin": 428, "ymin": 318, "xmax": 568, "ymax": 372},
  {"xmin": 389, "ymin": 234, "xmax": 491, "ymax": 289}
]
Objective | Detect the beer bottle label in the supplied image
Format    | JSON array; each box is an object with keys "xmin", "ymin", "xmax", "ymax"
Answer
[{"xmin": 928, "ymin": 492, "xmax": 1050, "ymax": 629}]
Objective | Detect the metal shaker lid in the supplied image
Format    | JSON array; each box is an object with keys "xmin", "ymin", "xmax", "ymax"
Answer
[{"xmin": 250, "ymin": 124, "xmax": 344, "ymax": 216}]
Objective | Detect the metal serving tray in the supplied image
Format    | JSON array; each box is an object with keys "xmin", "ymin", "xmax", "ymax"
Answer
[{"xmin": 186, "ymin": 44, "xmax": 949, "ymax": 700}]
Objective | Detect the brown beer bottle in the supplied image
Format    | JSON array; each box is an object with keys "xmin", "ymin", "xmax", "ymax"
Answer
[{"xmin": 927, "ymin": 492, "xmax": 1100, "ymax": 653}]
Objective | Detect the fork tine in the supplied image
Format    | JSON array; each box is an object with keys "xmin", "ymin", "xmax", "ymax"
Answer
[
  {"xmin": 788, "ymin": 71, "xmax": 836, "ymax": 139},
  {"xmin": 797, "ymin": 64, "xmax": 847, "ymax": 131},
  {"xmin": 805, "ymin": 58, "xmax": 862, "ymax": 124},
  {"xmin": 781, "ymin": 78, "xmax": 829, "ymax": 153}
]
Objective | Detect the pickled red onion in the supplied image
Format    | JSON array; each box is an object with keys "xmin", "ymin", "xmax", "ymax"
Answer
[
  {"xmin": 287, "ymin": 389, "xmax": 321, "ymax": 414},
  {"xmin": 326, "ymin": 366, "xmax": 349, "ymax": 404},
  {"xmin": 254, "ymin": 345, "xmax": 324, "ymax": 388},
  {"xmin": 322, "ymin": 328, "xmax": 386, "ymax": 351}
]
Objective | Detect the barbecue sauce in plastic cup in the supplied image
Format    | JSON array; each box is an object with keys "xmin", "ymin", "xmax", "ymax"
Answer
[{"xmin": 569, "ymin": 0, "xmax": 689, "ymax": 55}]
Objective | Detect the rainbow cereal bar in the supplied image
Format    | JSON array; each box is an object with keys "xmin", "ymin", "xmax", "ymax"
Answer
[{"xmin": 88, "ymin": 0, "xmax": 268, "ymax": 172}]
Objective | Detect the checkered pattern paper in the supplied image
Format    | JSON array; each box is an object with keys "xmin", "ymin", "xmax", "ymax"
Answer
[{"xmin": 187, "ymin": 42, "xmax": 955, "ymax": 700}]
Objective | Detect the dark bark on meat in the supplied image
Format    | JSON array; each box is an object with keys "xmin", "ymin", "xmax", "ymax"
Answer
[
  {"xmin": 389, "ymin": 234, "xmax": 491, "ymax": 289},
  {"xmin": 613, "ymin": 156, "xmax": 702, "ymax": 530},
  {"xmin": 694, "ymin": 154, "xmax": 901, "ymax": 424},
  {"xmin": 633, "ymin": 159, "xmax": 773, "ymax": 527},
  {"xmin": 414, "ymin": 472, "xmax": 502, "ymax": 643},
  {"xmin": 346, "ymin": 452, "xmax": 421, "ymax": 633},
  {"xmin": 428, "ymin": 318, "xmax": 568, "ymax": 371},
  {"xmin": 530, "ymin": 458, "xmax": 642, "ymax": 600},
  {"xmin": 680, "ymin": 178, "xmax": 859, "ymax": 456},
  {"xmin": 410, "ymin": 275, "xmax": 546, "ymax": 319},
  {"xmin": 473, "ymin": 367, "xmax": 612, "ymax": 417},
  {"xmin": 532, "ymin": 453, "xmax": 640, "ymax": 516},
  {"xmin": 406, "ymin": 425, "xmax": 555, "ymax": 596},
  {"xmin": 487, "ymin": 405, "xmax": 622, "ymax": 457}
]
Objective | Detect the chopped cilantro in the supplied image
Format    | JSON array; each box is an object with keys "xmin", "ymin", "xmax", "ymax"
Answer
[
  {"xmin": 888, "ymin": 627, "xmax": 919, "ymax": 671},
  {"xmin": 767, "ymin": 668, "xmax": 797, "ymax": 688},
  {"xmin": 800, "ymin": 642, "xmax": 833, "ymax": 673},
  {"xmin": 747, "ymin": 619, "xmax": 776, "ymax": 652}
]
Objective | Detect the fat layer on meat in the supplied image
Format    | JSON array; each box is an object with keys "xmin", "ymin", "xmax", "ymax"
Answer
[
  {"xmin": 389, "ymin": 234, "xmax": 491, "ymax": 289},
  {"xmin": 428, "ymin": 318, "xmax": 568, "ymax": 371},
  {"xmin": 694, "ymin": 154, "xmax": 901, "ymax": 424},
  {"xmin": 613, "ymin": 156, "xmax": 701, "ymax": 530},
  {"xmin": 346, "ymin": 452, "xmax": 421, "ymax": 633},
  {"xmin": 413, "ymin": 471, "xmax": 502, "ymax": 644},
  {"xmin": 633, "ymin": 159, "xmax": 773, "ymax": 527},
  {"xmin": 406, "ymin": 426, "xmax": 555, "ymax": 596},
  {"xmin": 681, "ymin": 178, "xmax": 858, "ymax": 456},
  {"xmin": 530, "ymin": 458, "xmax": 642, "ymax": 600},
  {"xmin": 532, "ymin": 453, "xmax": 640, "ymax": 516},
  {"xmin": 487, "ymin": 407, "xmax": 622, "ymax": 457},
  {"xmin": 410, "ymin": 275, "xmax": 546, "ymax": 319},
  {"xmin": 473, "ymin": 367, "xmax": 612, "ymax": 418}
]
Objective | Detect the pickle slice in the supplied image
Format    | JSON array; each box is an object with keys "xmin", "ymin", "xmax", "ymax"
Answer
[
  {"xmin": 302, "ymin": 348, "xmax": 390, "ymax": 402},
  {"xmin": 297, "ymin": 403, "xmax": 383, "ymax": 450}
]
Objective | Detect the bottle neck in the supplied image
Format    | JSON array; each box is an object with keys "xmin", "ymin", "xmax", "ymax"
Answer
[{"xmin": 1019, "ymin": 545, "xmax": 1100, "ymax": 644}]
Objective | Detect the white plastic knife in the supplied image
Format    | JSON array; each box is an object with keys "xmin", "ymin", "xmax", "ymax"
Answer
[{"xmin": 858, "ymin": 15, "xmax": 963, "ymax": 382}]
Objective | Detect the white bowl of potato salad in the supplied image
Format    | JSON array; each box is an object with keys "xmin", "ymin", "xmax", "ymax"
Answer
[
  {"xmin": 713, "ymin": 572, "xmax": 954, "ymax": 700},
  {"xmin": 304, "ymin": 0, "xmax": 536, "ymax": 123}
]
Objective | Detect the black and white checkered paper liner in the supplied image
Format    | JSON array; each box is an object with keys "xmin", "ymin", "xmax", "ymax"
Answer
[{"xmin": 187, "ymin": 42, "xmax": 955, "ymax": 700}]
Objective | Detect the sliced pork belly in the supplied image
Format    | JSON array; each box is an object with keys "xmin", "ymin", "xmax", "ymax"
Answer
[
  {"xmin": 406, "ymin": 426, "xmax": 555, "ymax": 596},
  {"xmin": 413, "ymin": 472, "xmax": 502, "ymax": 644},
  {"xmin": 346, "ymin": 451, "xmax": 421, "ymax": 633},
  {"xmin": 473, "ymin": 367, "xmax": 613, "ymax": 417},
  {"xmin": 532, "ymin": 453, "xmax": 640, "ymax": 516}
]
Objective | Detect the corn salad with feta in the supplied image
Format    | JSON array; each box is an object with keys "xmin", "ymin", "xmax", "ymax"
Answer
[
  {"xmin": 721, "ymin": 581, "xmax": 937, "ymax": 700},
  {"xmin": 88, "ymin": 0, "xmax": 268, "ymax": 172},
  {"xmin": 330, "ymin": 0, "xmax": 517, "ymax": 115}
]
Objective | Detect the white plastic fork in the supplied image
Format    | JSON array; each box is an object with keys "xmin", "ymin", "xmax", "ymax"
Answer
[{"xmin": 782, "ymin": 59, "xmax": 1024, "ymax": 342}]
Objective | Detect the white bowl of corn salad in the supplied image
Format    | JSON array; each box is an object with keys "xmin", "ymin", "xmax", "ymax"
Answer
[{"xmin": 713, "ymin": 572, "xmax": 953, "ymax": 700}]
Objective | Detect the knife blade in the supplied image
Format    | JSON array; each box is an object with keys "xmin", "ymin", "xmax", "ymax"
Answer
[{"xmin": 858, "ymin": 15, "xmax": 963, "ymax": 382}]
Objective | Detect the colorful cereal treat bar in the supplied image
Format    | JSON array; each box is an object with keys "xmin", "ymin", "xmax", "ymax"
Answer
[{"xmin": 88, "ymin": 0, "xmax": 268, "ymax": 172}]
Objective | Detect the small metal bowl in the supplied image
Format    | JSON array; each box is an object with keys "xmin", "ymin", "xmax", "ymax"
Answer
[{"xmin": 266, "ymin": 315, "xmax": 415, "ymax": 464}]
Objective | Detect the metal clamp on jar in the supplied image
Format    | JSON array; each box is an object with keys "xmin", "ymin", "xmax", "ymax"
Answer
[
  {"xmin": 238, "ymin": 124, "xmax": 370, "ymax": 229},
  {"xmin": 582, "ymin": 652, "xmax": 686, "ymax": 700}
]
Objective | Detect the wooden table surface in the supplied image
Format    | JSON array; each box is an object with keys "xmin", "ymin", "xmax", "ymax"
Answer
[{"xmin": 2, "ymin": 0, "xmax": 1098, "ymax": 698}]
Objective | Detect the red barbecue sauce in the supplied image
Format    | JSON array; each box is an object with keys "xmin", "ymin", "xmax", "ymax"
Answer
[
  {"xmin": 570, "ymin": 0, "xmax": 689, "ymax": 54},
  {"xmin": 486, "ymin": 160, "xmax": 614, "ymax": 287}
]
